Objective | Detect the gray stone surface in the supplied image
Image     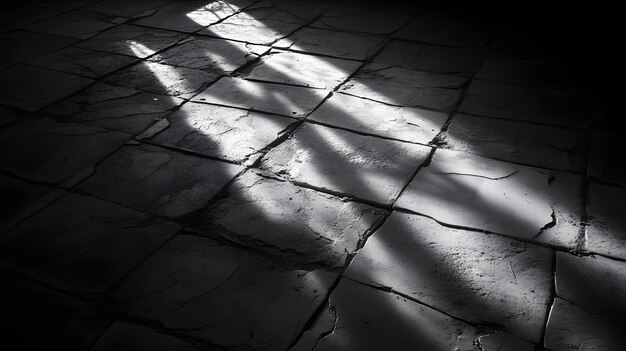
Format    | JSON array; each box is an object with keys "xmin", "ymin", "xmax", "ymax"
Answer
[
  {"xmin": 245, "ymin": 50, "xmax": 361, "ymax": 89},
  {"xmin": 274, "ymin": 27, "xmax": 387, "ymax": 60},
  {"xmin": 309, "ymin": 92, "xmax": 447, "ymax": 144},
  {"xmin": 346, "ymin": 212, "xmax": 553, "ymax": 343},
  {"xmin": 140, "ymin": 102, "xmax": 295, "ymax": 162},
  {"xmin": 27, "ymin": 47, "xmax": 138, "ymax": 78},
  {"xmin": 0, "ymin": 65, "xmax": 93, "ymax": 112},
  {"xmin": 25, "ymin": 0, "xmax": 100, "ymax": 13},
  {"xmin": 192, "ymin": 77, "xmax": 328, "ymax": 117},
  {"xmin": 442, "ymin": 113, "xmax": 589, "ymax": 173},
  {"xmin": 339, "ymin": 63, "xmax": 466, "ymax": 111},
  {"xmin": 310, "ymin": 6, "xmax": 410, "ymax": 34},
  {"xmin": 112, "ymin": 234, "xmax": 336, "ymax": 350},
  {"xmin": 587, "ymin": 183, "xmax": 626, "ymax": 260},
  {"xmin": 187, "ymin": 171, "xmax": 384, "ymax": 269},
  {"xmin": 477, "ymin": 333, "xmax": 536, "ymax": 351},
  {"xmin": 476, "ymin": 57, "xmax": 580, "ymax": 90},
  {"xmin": 0, "ymin": 6, "xmax": 58, "ymax": 33},
  {"xmin": 396, "ymin": 149, "xmax": 583, "ymax": 246},
  {"xmin": 0, "ymin": 30, "xmax": 77, "ymax": 68},
  {"xmin": 79, "ymin": 143, "xmax": 242, "ymax": 218},
  {"xmin": 85, "ymin": 0, "xmax": 170, "ymax": 18},
  {"xmin": 588, "ymin": 132, "xmax": 626, "ymax": 188},
  {"xmin": 0, "ymin": 193, "xmax": 180, "ymax": 294},
  {"xmin": 261, "ymin": 123, "xmax": 431, "ymax": 205},
  {"xmin": 394, "ymin": 11, "xmax": 491, "ymax": 48},
  {"xmin": 91, "ymin": 322, "xmax": 209, "ymax": 351},
  {"xmin": 24, "ymin": 10, "xmax": 126, "ymax": 39},
  {"xmin": 0, "ymin": 174, "xmax": 50, "ymax": 228}
]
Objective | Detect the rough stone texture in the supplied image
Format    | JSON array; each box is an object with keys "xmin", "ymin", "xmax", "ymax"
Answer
[
  {"xmin": 588, "ymin": 132, "xmax": 626, "ymax": 188},
  {"xmin": 293, "ymin": 279, "xmax": 479, "ymax": 351},
  {"xmin": 274, "ymin": 27, "xmax": 387, "ymax": 60},
  {"xmin": 443, "ymin": 113, "xmax": 589, "ymax": 173},
  {"xmin": 79, "ymin": 143, "xmax": 242, "ymax": 218},
  {"xmin": 0, "ymin": 174, "xmax": 50, "ymax": 229},
  {"xmin": 261, "ymin": 123, "xmax": 431, "ymax": 205},
  {"xmin": 78, "ymin": 24, "xmax": 187, "ymax": 58},
  {"xmin": 24, "ymin": 10, "xmax": 126, "ymax": 39},
  {"xmin": 587, "ymin": 183, "xmax": 626, "ymax": 260},
  {"xmin": 186, "ymin": 171, "xmax": 384, "ymax": 269},
  {"xmin": 140, "ymin": 102, "xmax": 295, "ymax": 162},
  {"xmin": 105, "ymin": 61, "xmax": 218, "ymax": 99},
  {"xmin": 0, "ymin": 193, "xmax": 180, "ymax": 294},
  {"xmin": 149, "ymin": 36, "xmax": 268, "ymax": 71},
  {"xmin": 396, "ymin": 149, "xmax": 583, "ymax": 246},
  {"xmin": 244, "ymin": 50, "xmax": 361, "ymax": 89},
  {"xmin": 339, "ymin": 63, "xmax": 466, "ymax": 111},
  {"xmin": 0, "ymin": 30, "xmax": 77, "ymax": 69},
  {"xmin": 309, "ymin": 92, "xmax": 447, "ymax": 144},
  {"xmin": 310, "ymin": 6, "xmax": 410, "ymax": 34},
  {"xmin": 476, "ymin": 57, "xmax": 580, "ymax": 90},
  {"xmin": 85, "ymin": 0, "xmax": 170, "ymax": 18},
  {"xmin": 394, "ymin": 11, "xmax": 491, "ymax": 48},
  {"xmin": 346, "ymin": 212, "xmax": 553, "ymax": 343},
  {"xmin": 46, "ymin": 82, "xmax": 183, "ymax": 134},
  {"xmin": 112, "ymin": 234, "xmax": 336, "ymax": 351},
  {"xmin": 91, "ymin": 322, "xmax": 210, "ymax": 351},
  {"xmin": 374, "ymin": 41, "xmax": 485, "ymax": 77},
  {"xmin": 0, "ymin": 118, "xmax": 129, "ymax": 184},
  {"xmin": 0, "ymin": 65, "xmax": 93, "ymax": 112},
  {"xmin": 192, "ymin": 77, "xmax": 328, "ymax": 117},
  {"xmin": 460, "ymin": 80, "xmax": 594, "ymax": 128},
  {"xmin": 477, "ymin": 333, "xmax": 536, "ymax": 351}
]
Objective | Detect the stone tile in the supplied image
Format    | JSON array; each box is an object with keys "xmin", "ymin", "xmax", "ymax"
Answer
[
  {"xmin": 85, "ymin": 0, "xmax": 171, "ymax": 18},
  {"xmin": 459, "ymin": 80, "xmax": 594, "ymax": 128},
  {"xmin": 140, "ymin": 102, "xmax": 295, "ymax": 162},
  {"xmin": 476, "ymin": 57, "xmax": 581, "ymax": 90},
  {"xmin": 0, "ymin": 193, "xmax": 180, "ymax": 294},
  {"xmin": 261, "ymin": 123, "xmax": 431, "ymax": 205},
  {"xmin": 187, "ymin": 171, "xmax": 385, "ymax": 269},
  {"xmin": 588, "ymin": 132, "xmax": 626, "ymax": 188},
  {"xmin": 274, "ymin": 27, "xmax": 387, "ymax": 60},
  {"xmin": 292, "ymin": 279, "xmax": 479, "ymax": 351},
  {"xmin": 135, "ymin": 0, "xmax": 254, "ymax": 33},
  {"xmin": 24, "ymin": 10, "xmax": 126, "ymax": 40},
  {"xmin": 477, "ymin": 333, "xmax": 536, "ymax": 351},
  {"xmin": 587, "ymin": 183, "xmax": 626, "ymax": 260},
  {"xmin": 0, "ymin": 6, "xmax": 58, "ymax": 33},
  {"xmin": 545, "ymin": 298, "xmax": 626, "ymax": 351},
  {"xmin": 309, "ymin": 92, "xmax": 447, "ymax": 144},
  {"xmin": 77, "ymin": 24, "xmax": 187, "ymax": 58},
  {"xmin": 192, "ymin": 77, "xmax": 328, "ymax": 117},
  {"xmin": 339, "ymin": 63, "xmax": 466, "ymax": 111},
  {"xmin": 26, "ymin": 0, "xmax": 101, "ymax": 13},
  {"xmin": 442, "ymin": 114, "xmax": 590, "ymax": 173},
  {"xmin": 0, "ymin": 175, "xmax": 50, "ymax": 228},
  {"xmin": 394, "ymin": 11, "xmax": 491, "ymax": 48},
  {"xmin": 148, "ymin": 36, "xmax": 268, "ymax": 71},
  {"xmin": 0, "ymin": 118, "xmax": 129, "ymax": 184},
  {"xmin": 105, "ymin": 61, "xmax": 218, "ymax": 99},
  {"xmin": 310, "ymin": 6, "xmax": 410, "ymax": 34},
  {"xmin": 46, "ymin": 82, "xmax": 183, "ymax": 134},
  {"xmin": 79, "ymin": 143, "xmax": 242, "ymax": 218},
  {"xmin": 26, "ymin": 47, "xmax": 138, "ymax": 78},
  {"xmin": 0, "ymin": 65, "xmax": 93, "ymax": 112},
  {"xmin": 0, "ymin": 30, "xmax": 77, "ymax": 68},
  {"xmin": 346, "ymin": 212, "xmax": 553, "ymax": 343},
  {"xmin": 244, "ymin": 50, "xmax": 361, "ymax": 89},
  {"xmin": 112, "ymin": 234, "xmax": 336, "ymax": 350},
  {"xmin": 396, "ymin": 149, "xmax": 583, "ymax": 246},
  {"xmin": 91, "ymin": 322, "xmax": 210, "ymax": 351},
  {"xmin": 374, "ymin": 41, "xmax": 485, "ymax": 77}
]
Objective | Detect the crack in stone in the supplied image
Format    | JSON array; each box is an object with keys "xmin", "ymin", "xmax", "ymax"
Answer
[{"xmin": 430, "ymin": 170, "xmax": 518, "ymax": 180}]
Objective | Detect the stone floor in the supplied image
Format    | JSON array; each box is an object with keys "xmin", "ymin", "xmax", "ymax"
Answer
[{"xmin": 1, "ymin": 0, "xmax": 625, "ymax": 350}]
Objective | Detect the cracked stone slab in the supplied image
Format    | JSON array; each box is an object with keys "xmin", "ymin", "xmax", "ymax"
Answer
[
  {"xmin": 105, "ymin": 61, "xmax": 218, "ymax": 99},
  {"xmin": 112, "ymin": 234, "xmax": 336, "ymax": 350},
  {"xmin": 346, "ymin": 212, "xmax": 553, "ymax": 343},
  {"xmin": 477, "ymin": 333, "xmax": 535, "ymax": 351},
  {"xmin": 77, "ymin": 24, "xmax": 187, "ymax": 58},
  {"xmin": 0, "ymin": 193, "xmax": 180, "ymax": 294},
  {"xmin": 244, "ymin": 50, "xmax": 361, "ymax": 89},
  {"xmin": 79, "ymin": 143, "xmax": 242, "ymax": 218},
  {"xmin": 135, "ymin": 0, "xmax": 254, "ymax": 32},
  {"xmin": 0, "ymin": 175, "xmax": 51, "ymax": 229},
  {"xmin": 339, "ymin": 63, "xmax": 467, "ymax": 111},
  {"xmin": 85, "ymin": 0, "xmax": 171, "ymax": 18},
  {"xmin": 140, "ymin": 102, "xmax": 294, "ymax": 162},
  {"xmin": 545, "ymin": 298, "xmax": 626, "ymax": 350},
  {"xmin": 148, "ymin": 36, "xmax": 268, "ymax": 72},
  {"xmin": 186, "ymin": 171, "xmax": 385, "ymax": 269},
  {"xmin": 0, "ymin": 118, "xmax": 129, "ymax": 184},
  {"xmin": 0, "ymin": 30, "xmax": 77, "ymax": 68},
  {"xmin": 46, "ymin": 82, "xmax": 183, "ymax": 134},
  {"xmin": 309, "ymin": 92, "xmax": 447, "ymax": 144},
  {"xmin": 26, "ymin": 47, "xmax": 138, "ymax": 78},
  {"xmin": 24, "ymin": 10, "xmax": 126, "ymax": 40},
  {"xmin": 588, "ymin": 132, "xmax": 626, "ymax": 188},
  {"xmin": 476, "ymin": 57, "xmax": 582, "ymax": 90},
  {"xmin": 442, "ymin": 113, "xmax": 589, "ymax": 173},
  {"xmin": 459, "ymin": 80, "xmax": 594, "ymax": 128},
  {"xmin": 0, "ymin": 6, "xmax": 58, "ymax": 33},
  {"xmin": 374, "ymin": 41, "xmax": 485, "ymax": 77},
  {"xmin": 587, "ymin": 183, "xmax": 626, "ymax": 260},
  {"xmin": 310, "ymin": 6, "xmax": 410, "ymax": 34},
  {"xmin": 0, "ymin": 64, "xmax": 93, "ymax": 112},
  {"xmin": 261, "ymin": 123, "xmax": 431, "ymax": 205},
  {"xmin": 292, "ymin": 278, "xmax": 479, "ymax": 351},
  {"xmin": 396, "ymin": 149, "xmax": 583, "ymax": 245},
  {"xmin": 274, "ymin": 27, "xmax": 387, "ymax": 61},
  {"xmin": 192, "ymin": 77, "xmax": 328, "ymax": 117},
  {"xmin": 91, "ymin": 322, "xmax": 211, "ymax": 351}
]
